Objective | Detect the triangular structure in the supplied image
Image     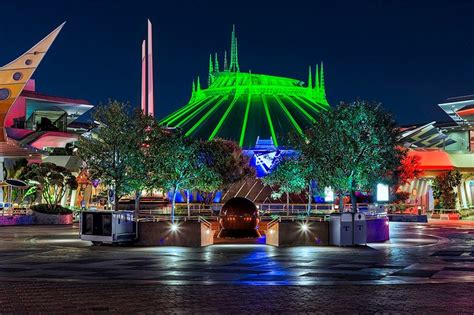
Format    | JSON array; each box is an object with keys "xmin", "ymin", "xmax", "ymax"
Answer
[{"xmin": 0, "ymin": 22, "xmax": 65, "ymax": 142}]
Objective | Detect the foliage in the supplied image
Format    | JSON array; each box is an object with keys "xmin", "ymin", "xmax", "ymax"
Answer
[
  {"xmin": 432, "ymin": 170, "xmax": 462, "ymax": 209},
  {"xmin": 196, "ymin": 139, "xmax": 255, "ymax": 203},
  {"xmin": 31, "ymin": 204, "xmax": 72, "ymax": 215},
  {"xmin": 21, "ymin": 162, "xmax": 78, "ymax": 211},
  {"xmin": 143, "ymin": 128, "xmax": 204, "ymax": 221},
  {"xmin": 294, "ymin": 100, "xmax": 403, "ymax": 210},
  {"xmin": 394, "ymin": 191, "xmax": 411, "ymax": 204},
  {"xmin": 387, "ymin": 151, "xmax": 423, "ymax": 194},
  {"xmin": 262, "ymin": 156, "xmax": 308, "ymax": 214},
  {"xmin": 77, "ymin": 100, "xmax": 153, "ymax": 210}
]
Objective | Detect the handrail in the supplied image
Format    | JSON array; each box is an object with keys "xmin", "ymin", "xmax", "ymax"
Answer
[
  {"xmin": 198, "ymin": 216, "xmax": 212, "ymax": 229},
  {"xmin": 267, "ymin": 216, "xmax": 281, "ymax": 229}
]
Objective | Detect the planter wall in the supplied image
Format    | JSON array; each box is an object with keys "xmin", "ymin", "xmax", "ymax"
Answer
[
  {"xmin": 0, "ymin": 215, "xmax": 34, "ymax": 226},
  {"xmin": 137, "ymin": 221, "xmax": 213, "ymax": 247},
  {"xmin": 266, "ymin": 221, "xmax": 329, "ymax": 247},
  {"xmin": 32, "ymin": 211, "xmax": 73, "ymax": 225}
]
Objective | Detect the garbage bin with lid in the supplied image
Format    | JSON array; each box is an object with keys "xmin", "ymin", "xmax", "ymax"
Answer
[
  {"xmin": 329, "ymin": 212, "xmax": 353, "ymax": 246},
  {"xmin": 353, "ymin": 212, "xmax": 367, "ymax": 245}
]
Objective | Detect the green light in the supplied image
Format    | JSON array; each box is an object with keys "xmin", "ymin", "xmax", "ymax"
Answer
[
  {"xmin": 239, "ymin": 94, "xmax": 252, "ymax": 147},
  {"xmin": 159, "ymin": 25, "xmax": 331, "ymax": 147},
  {"xmin": 274, "ymin": 95, "xmax": 303, "ymax": 135},
  {"xmin": 209, "ymin": 94, "xmax": 240, "ymax": 140},
  {"xmin": 262, "ymin": 95, "xmax": 278, "ymax": 147},
  {"xmin": 175, "ymin": 96, "xmax": 219, "ymax": 127},
  {"xmin": 185, "ymin": 96, "xmax": 227, "ymax": 136}
]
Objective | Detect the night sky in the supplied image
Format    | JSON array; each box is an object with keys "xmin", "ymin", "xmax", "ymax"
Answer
[{"xmin": 1, "ymin": 0, "xmax": 473, "ymax": 125}]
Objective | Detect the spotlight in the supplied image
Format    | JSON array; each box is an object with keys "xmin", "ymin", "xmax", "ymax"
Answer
[
  {"xmin": 170, "ymin": 223, "xmax": 179, "ymax": 232},
  {"xmin": 301, "ymin": 223, "xmax": 308, "ymax": 231}
]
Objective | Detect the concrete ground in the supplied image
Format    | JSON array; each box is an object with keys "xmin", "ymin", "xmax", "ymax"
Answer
[{"xmin": 0, "ymin": 221, "xmax": 473, "ymax": 313}]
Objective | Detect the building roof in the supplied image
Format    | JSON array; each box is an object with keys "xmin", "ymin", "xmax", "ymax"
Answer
[{"xmin": 160, "ymin": 26, "xmax": 329, "ymax": 148}]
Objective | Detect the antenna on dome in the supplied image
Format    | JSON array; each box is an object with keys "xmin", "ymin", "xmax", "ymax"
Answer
[{"xmin": 229, "ymin": 25, "xmax": 240, "ymax": 72}]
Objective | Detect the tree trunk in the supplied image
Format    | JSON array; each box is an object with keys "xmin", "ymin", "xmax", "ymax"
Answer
[
  {"xmin": 307, "ymin": 181, "xmax": 312, "ymax": 216},
  {"xmin": 351, "ymin": 179, "xmax": 357, "ymax": 212},
  {"xmin": 114, "ymin": 189, "xmax": 119, "ymax": 211},
  {"xmin": 134, "ymin": 190, "xmax": 141, "ymax": 212},
  {"xmin": 286, "ymin": 192, "xmax": 290, "ymax": 216},
  {"xmin": 338, "ymin": 193, "xmax": 344, "ymax": 213},
  {"xmin": 186, "ymin": 190, "xmax": 191, "ymax": 217},
  {"xmin": 171, "ymin": 186, "xmax": 178, "ymax": 223},
  {"xmin": 351, "ymin": 189, "xmax": 357, "ymax": 213}
]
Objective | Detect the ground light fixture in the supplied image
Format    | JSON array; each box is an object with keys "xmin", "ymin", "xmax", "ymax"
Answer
[
  {"xmin": 170, "ymin": 223, "xmax": 179, "ymax": 232},
  {"xmin": 300, "ymin": 222, "xmax": 309, "ymax": 232}
]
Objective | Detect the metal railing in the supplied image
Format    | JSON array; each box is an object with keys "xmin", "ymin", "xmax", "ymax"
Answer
[{"xmin": 267, "ymin": 216, "xmax": 281, "ymax": 229}]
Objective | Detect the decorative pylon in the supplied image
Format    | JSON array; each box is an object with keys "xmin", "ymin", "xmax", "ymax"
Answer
[
  {"xmin": 208, "ymin": 54, "xmax": 214, "ymax": 86},
  {"xmin": 314, "ymin": 64, "xmax": 320, "ymax": 92},
  {"xmin": 224, "ymin": 50, "xmax": 228, "ymax": 71},
  {"xmin": 141, "ymin": 40, "xmax": 146, "ymax": 114},
  {"xmin": 229, "ymin": 25, "xmax": 240, "ymax": 72},
  {"xmin": 307, "ymin": 66, "xmax": 312, "ymax": 91},
  {"xmin": 320, "ymin": 61, "xmax": 325, "ymax": 98},
  {"xmin": 214, "ymin": 53, "xmax": 219, "ymax": 73},
  {"xmin": 140, "ymin": 19, "xmax": 156, "ymax": 117},
  {"xmin": 147, "ymin": 19, "xmax": 154, "ymax": 117}
]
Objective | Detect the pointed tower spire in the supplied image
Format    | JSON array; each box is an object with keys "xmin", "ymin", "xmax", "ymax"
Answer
[
  {"xmin": 196, "ymin": 76, "xmax": 201, "ymax": 92},
  {"xmin": 224, "ymin": 50, "xmax": 228, "ymax": 71},
  {"xmin": 208, "ymin": 54, "xmax": 214, "ymax": 86},
  {"xmin": 320, "ymin": 61, "xmax": 326, "ymax": 97},
  {"xmin": 314, "ymin": 64, "xmax": 320, "ymax": 92},
  {"xmin": 214, "ymin": 52, "xmax": 219, "ymax": 73},
  {"xmin": 190, "ymin": 79, "xmax": 196, "ymax": 101},
  {"xmin": 147, "ymin": 19, "xmax": 154, "ymax": 117},
  {"xmin": 229, "ymin": 25, "xmax": 240, "ymax": 72},
  {"xmin": 307, "ymin": 66, "xmax": 312, "ymax": 91},
  {"xmin": 141, "ymin": 40, "xmax": 147, "ymax": 114}
]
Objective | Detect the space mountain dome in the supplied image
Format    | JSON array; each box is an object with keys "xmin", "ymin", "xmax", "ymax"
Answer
[{"xmin": 160, "ymin": 26, "xmax": 330, "ymax": 148}]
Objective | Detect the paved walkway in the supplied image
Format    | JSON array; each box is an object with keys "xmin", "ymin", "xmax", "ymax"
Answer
[{"xmin": 0, "ymin": 222, "xmax": 473, "ymax": 313}]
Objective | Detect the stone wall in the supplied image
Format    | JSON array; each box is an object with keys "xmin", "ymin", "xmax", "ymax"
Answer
[{"xmin": 266, "ymin": 221, "xmax": 329, "ymax": 247}]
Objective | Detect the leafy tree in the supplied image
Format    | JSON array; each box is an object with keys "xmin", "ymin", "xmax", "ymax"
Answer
[
  {"xmin": 387, "ymin": 150, "xmax": 423, "ymax": 197},
  {"xmin": 196, "ymin": 139, "xmax": 255, "ymax": 203},
  {"xmin": 297, "ymin": 101, "xmax": 403, "ymax": 211},
  {"xmin": 21, "ymin": 162, "xmax": 78, "ymax": 211},
  {"xmin": 432, "ymin": 170, "xmax": 462, "ymax": 209},
  {"xmin": 262, "ymin": 157, "xmax": 307, "ymax": 216},
  {"xmin": 144, "ymin": 128, "xmax": 202, "ymax": 222},
  {"xmin": 77, "ymin": 100, "xmax": 151, "ymax": 210}
]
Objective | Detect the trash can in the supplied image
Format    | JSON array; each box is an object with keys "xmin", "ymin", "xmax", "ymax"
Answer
[
  {"xmin": 329, "ymin": 212, "xmax": 353, "ymax": 246},
  {"xmin": 353, "ymin": 212, "xmax": 367, "ymax": 245}
]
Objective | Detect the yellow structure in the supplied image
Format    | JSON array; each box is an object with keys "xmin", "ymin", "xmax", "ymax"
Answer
[{"xmin": 0, "ymin": 22, "xmax": 65, "ymax": 143}]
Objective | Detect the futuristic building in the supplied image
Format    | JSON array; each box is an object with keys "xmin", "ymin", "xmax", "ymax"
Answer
[
  {"xmin": 160, "ymin": 26, "xmax": 329, "ymax": 149},
  {"xmin": 0, "ymin": 23, "xmax": 94, "ymax": 205}
]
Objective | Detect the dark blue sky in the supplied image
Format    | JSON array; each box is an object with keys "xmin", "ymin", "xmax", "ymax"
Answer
[{"xmin": 1, "ymin": 0, "xmax": 473, "ymax": 124}]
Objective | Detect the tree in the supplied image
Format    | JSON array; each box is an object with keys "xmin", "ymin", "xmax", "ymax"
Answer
[
  {"xmin": 144, "ymin": 128, "xmax": 202, "ymax": 222},
  {"xmin": 262, "ymin": 157, "xmax": 307, "ymax": 216},
  {"xmin": 432, "ymin": 170, "xmax": 462, "ymax": 209},
  {"xmin": 77, "ymin": 100, "xmax": 151, "ymax": 211},
  {"xmin": 21, "ymin": 162, "xmax": 78, "ymax": 211},
  {"xmin": 196, "ymin": 139, "xmax": 255, "ymax": 203},
  {"xmin": 387, "ymin": 150, "xmax": 424, "ymax": 202},
  {"xmin": 297, "ymin": 101, "xmax": 403, "ymax": 211}
]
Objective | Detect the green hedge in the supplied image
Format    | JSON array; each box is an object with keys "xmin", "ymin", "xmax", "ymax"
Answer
[{"xmin": 31, "ymin": 204, "xmax": 73, "ymax": 215}]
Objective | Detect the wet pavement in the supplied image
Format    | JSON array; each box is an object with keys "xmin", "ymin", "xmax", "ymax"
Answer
[{"xmin": 0, "ymin": 221, "xmax": 473, "ymax": 313}]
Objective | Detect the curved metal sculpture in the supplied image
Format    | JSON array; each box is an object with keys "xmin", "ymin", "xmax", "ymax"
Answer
[
  {"xmin": 0, "ymin": 22, "xmax": 65, "ymax": 141},
  {"xmin": 218, "ymin": 197, "xmax": 261, "ymax": 238}
]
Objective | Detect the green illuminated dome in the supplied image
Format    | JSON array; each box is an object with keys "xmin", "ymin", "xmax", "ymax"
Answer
[{"xmin": 160, "ymin": 26, "xmax": 330, "ymax": 148}]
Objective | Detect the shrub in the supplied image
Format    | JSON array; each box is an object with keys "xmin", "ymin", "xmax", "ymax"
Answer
[{"xmin": 31, "ymin": 204, "xmax": 73, "ymax": 215}]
